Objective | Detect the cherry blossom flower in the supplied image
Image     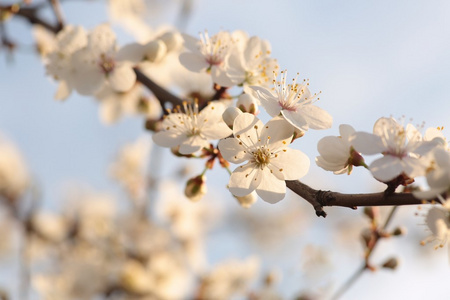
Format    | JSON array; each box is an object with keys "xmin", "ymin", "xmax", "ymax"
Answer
[
  {"xmin": 0, "ymin": 134, "xmax": 30, "ymax": 199},
  {"xmin": 252, "ymin": 70, "xmax": 332, "ymax": 131},
  {"xmin": 413, "ymin": 147, "xmax": 450, "ymax": 199},
  {"xmin": 71, "ymin": 24, "xmax": 136, "ymax": 96},
  {"xmin": 45, "ymin": 25, "xmax": 87, "ymax": 100},
  {"xmin": 179, "ymin": 30, "xmax": 235, "ymax": 85},
  {"xmin": 153, "ymin": 101, "xmax": 232, "ymax": 155},
  {"xmin": 316, "ymin": 124, "xmax": 366, "ymax": 174},
  {"xmin": 219, "ymin": 35, "xmax": 279, "ymax": 89},
  {"xmin": 421, "ymin": 198, "xmax": 450, "ymax": 254},
  {"xmin": 219, "ymin": 114, "xmax": 310, "ymax": 203},
  {"xmin": 351, "ymin": 117, "xmax": 440, "ymax": 182}
]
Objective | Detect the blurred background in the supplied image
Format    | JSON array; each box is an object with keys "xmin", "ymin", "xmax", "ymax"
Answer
[{"xmin": 0, "ymin": 0, "xmax": 449, "ymax": 299}]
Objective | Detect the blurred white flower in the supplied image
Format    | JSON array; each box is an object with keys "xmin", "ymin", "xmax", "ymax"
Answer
[
  {"xmin": 413, "ymin": 147, "xmax": 450, "ymax": 199},
  {"xmin": 45, "ymin": 25, "xmax": 88, "ymax": 100},
  {"xmin": 179, "ymin": 30, "xmax": 235, "ymax": 85},
  {"xmin": 0, "ymin": 135, "xmax": 29, "ymax": 200},
  {"xmin": 222, "ymin": 35, "xmax": 278, "ymax": 89},
  {"xmin": 71, "ymin": 24, "xmax": 136, "ymax": 96},
  {"xmin": 252, "ymin": 70, "xmax": 332, "ymax": 131},
  {"xmin": 352, "ymin": 117, "xmax": 440, "ymax": 182},
  {"xmin": 200, "ymin": 257, "xmax": 260, "ymax": 300},
  {"xmin": 219, "ymin": 114, "xmax": 309, "ymax": 203},
  {"xmin": 153, "ymin": 101, "xmax": 232, "ymax": 154},
  {"xmin": 422, "ymin": 198, "xmax": 450, "ymax": 253},
  {"xmin": 110, "ymin": 136, "xmax": 151, "ymax": 202}
]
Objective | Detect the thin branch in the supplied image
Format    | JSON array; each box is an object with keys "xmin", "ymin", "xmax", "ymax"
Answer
[
  {"xmin": 48, "ymin": 0, "xmax": 65, "ymax": 30},
  {"xmin": 0, "ymin": 4, "xmax": 61, "ymax": 33},
  {"xmin": 286, "ymin": 180, "xmax": 427, "ymax": 218},
  {"xmin": 134, "ymin": 68, "xmax": 184, "ymax": 111}
]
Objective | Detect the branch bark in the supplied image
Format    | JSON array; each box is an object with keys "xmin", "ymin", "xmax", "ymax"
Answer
[{"xmin": 286, "ymin": 180, "xmax": 427, "ymax": 218}]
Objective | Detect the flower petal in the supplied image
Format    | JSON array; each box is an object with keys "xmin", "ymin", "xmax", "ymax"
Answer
[
  {"xmin": 369, "ymin": 156, "xmax": 403, "ymax": 181},
  {"xmin": 233, "ymin": 113, "xmax": 263, "ymax": 148},
  {"xmin": 351, "ymin": 132, "xmax": 386, "ymax": 155},
  {"xmin": 256, "ymin": 167, "xmax": 286, "ymax": 204},
  {"xmin": 251, "ymin": 86, "xmax": 281, "ymax": 117},
  {"xmin": 108, "ymin": 63, "xmax": 136, "ymax": 92},
  {"xmin": 229, "ymin": 163, "xmax": 261, "ymax": 197},
  {"xmin": 270, "ymin": 148, "xmax": 310, "ymax": 180},
  {"xmin": 218, "ymin": 138, "xmax": 251, "ymax": 164},
  {"xmin": 179, "ymin": 52, "xmax": 208, "ymax": 72}
]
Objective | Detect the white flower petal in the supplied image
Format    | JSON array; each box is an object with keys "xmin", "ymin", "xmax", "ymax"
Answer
[
  {"xmin": 297, "ymin": 105, "xmax": 333, "ymax": 130},
  {"xmin": 179, "ymin": 52, "xmax": 209, "ymax": 72},
  {"xmin": 256, "ymin": 167, "xmax": 286, "ymax": 204},
  {"xmin": 229, "ymin": 163, "xmax": 261, "ymax": 197},
  {"xmin": 281, "ymin": 110, "xmax": 308, "ymax": 131},
  {"xmin": 108, "ymin": 63, "xmax": 136, "ymax": 92},
  {"xmin": 218, "ymin": 138, "xmax": 250, "ymax": 164},
  {"xmin": 260, "ymin": 116, "xmax": 294, "ymax": 148},
  {"xmin": 233, "ymin": 113, "xmax": 263, "ymax": 148},
  {"xmin": 369, "ymin": 156, "xmax": 403, "ymax": 181},
  {"xmin": 251, "ymin": 86, "xmax": 281, "ymax": 117},
  {"xmin": 351, "ymin": 132, "xmax": 386, "ymax": 155},
  {"xmin": 270, "ymin": 148, "xmax": 310, "ymax": 180},
  {"xmin": 88, "ymin": 24, "xmax": 116, "ymax": 55},
  {"xmin": 317, "ymin": 136, "xmax": 350, "ymax": 163},
  {"xmin": 152, "ymin": 131, "xmax": 185, "ymax": 148}
]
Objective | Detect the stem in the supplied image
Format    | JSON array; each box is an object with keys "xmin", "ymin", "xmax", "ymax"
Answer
[
  {"xmin": 330, "ymin": 206, "xmax": 398, "ymax": 300},
  {"xmin": 134, "ymin": 68, "xmax": 183, "ymax": 111},
  {"xmin": 48, "ymin": 0, "xmax": 64, "ymax": 31},
  {"xmin": 330, "ymin": 264, "xmax": 365, "ymax": 300}
]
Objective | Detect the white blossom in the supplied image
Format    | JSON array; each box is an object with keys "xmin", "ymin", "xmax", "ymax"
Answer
[
  {"xmin": 316, "ymin": 124, "xmax": 365, "ymax": 174},
  {"xmin": 45, "ymin": 25, "xmax": 88, "ymax": 100},
  {"xmin": 179, "ymin": 30, "xmax": 235, "ymax": 86},
  {"xmin": 421, "ymin": 198, "xmax": 450, "ymax": 254},
  {"xmin": 71, "ymin": 24, "xmax": 136, "ymax": 96},
  {"xmin": 220, "ymin": 35, "xmax": 278, "ymax": 89},
  {"xmin": 0, "ymin": 135, "xmax": 30, "ymax": 199},
  {"xmin": 252, "ymin": 70, "xmax": 332, "ymax": 131},
  {"xmin": 352, "ymin": 117, "xmax": 440, "ymax": 182},
  {"xmin": 219, "ymin": 114, "xmax": 310, "ymax": 203},
  {"xmin": 413, "ymin": 147, "xmax": 450, "ymax": 199},
  {"xmin": 153, "ymin": 101, "xmax": 232, "ymax": 155}
]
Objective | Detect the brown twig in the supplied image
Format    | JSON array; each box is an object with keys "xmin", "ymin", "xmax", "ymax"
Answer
[
  {"xmin": 134, "ymin": 68, "xmax": 184, "ymax": 111},
  {"xmin": 286, "ymin": 180, "xmax": 426, "ymax": 218},
  {"xmin": 48, "ymin": 0, "xmax": 65, "ymax": 31}
]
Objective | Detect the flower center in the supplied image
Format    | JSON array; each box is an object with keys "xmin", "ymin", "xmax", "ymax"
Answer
[
  {"xmin": 252, "ymin": 147, "xmax": 271, "ymax": 168},
  {"xmin": 98, "ymin": 54, "xmax": 115, "ymax": 75}
]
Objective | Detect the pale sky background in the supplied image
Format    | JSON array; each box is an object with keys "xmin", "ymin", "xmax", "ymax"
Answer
[{"xmin": 1, "ymin": 0, "xmax": 450, "ymax": 299}]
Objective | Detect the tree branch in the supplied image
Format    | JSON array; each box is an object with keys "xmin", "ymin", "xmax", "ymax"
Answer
[
  {"xmin": 286, "ymin": 179, "xmax": 428, "ymax": 218},
  {"xmin": 0, "ymin": 4, "xmax": 61, "ymax": 33},
  {"xmin": 134, "ymin": 68, "xmax": 184, "ymax": 111}
]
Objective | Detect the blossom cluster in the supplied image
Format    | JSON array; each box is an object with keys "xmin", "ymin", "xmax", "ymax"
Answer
[{"xmin": 37, "ymin": 16, "xmax": 450, "ymax": 255}]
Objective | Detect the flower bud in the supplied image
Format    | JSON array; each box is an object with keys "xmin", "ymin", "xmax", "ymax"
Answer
[
  {"xmin": 185, "ymin": 175, "xmax": 207, "ymax": 202},
  {"xmin": 144, "ymin": 39, "xmax": 167, "ymax": 63},
  {"xmin": 291, "ymin": 127, "xmax": 305, "ymax": 142},
  {"xmin": 158, "ymin": 31, "xmax": 183, "ymax": 52},
  {"xmin": 381, "ymin": 257, "xmax": 399, "ymax": 270},
  {"xmin": 363, "ymin": 206, "xmax": 377, "ymax": 220},
  {"xmin": 348, "ymin": 147, "xmax": 366, "ymax": 167},
  {"xmin": 391, "ymin": 226, "xmax": 407, "ymax": 236},
  {"xmin": 222, "ymin": 106, "xmax": 242, "ymax": 129},
  {"xmin": 237, "ymin": 93, "xmax": 259, "ymax": 115},
  {"xmin": 234, "ymin": 191, "xmax": 258, "ymax": 208}
]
